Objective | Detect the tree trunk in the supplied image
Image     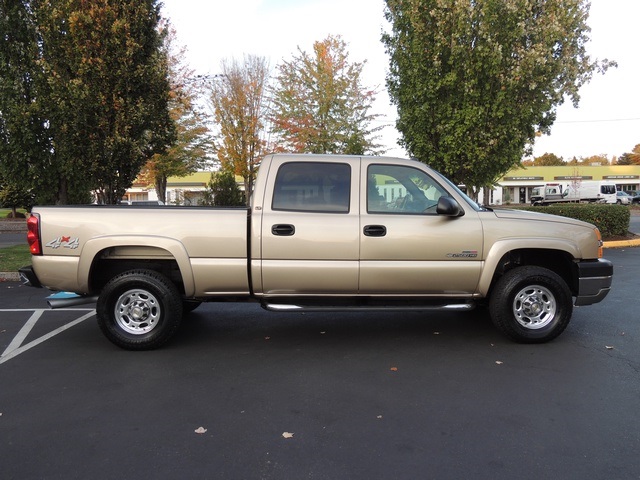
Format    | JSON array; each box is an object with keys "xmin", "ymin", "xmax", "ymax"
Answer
[
  {"xmin": 155, "ymin": 175, "xmax": 167, "ymax": 204},
  {"xmin": 57, "ymin": 177, "xmax": 68, "ymax": 205}
]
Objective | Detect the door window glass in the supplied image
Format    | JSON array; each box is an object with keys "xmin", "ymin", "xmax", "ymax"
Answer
[
  {"xmin": 367, "ymin": 164, "xmax": 447, "ymax": 214},
  {"xmin": 272, "ymin": 162, "xmax": 351, "ymax": 213}
]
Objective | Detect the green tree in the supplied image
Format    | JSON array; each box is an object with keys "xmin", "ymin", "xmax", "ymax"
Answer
[
  {"xmin": 382, "ymin": 0, "xmax": 615, "ymax": 196},
  {"xmin": 0, "ymin": 0, "xmax": 63, "ymax": 205},
  {"xmin": 0, "ymin": 178, "xmax": 34, "ymax": 217},
  {"xmin": 533, "ymin": 153, "xmax": 564, "ymax": 166},
  {"xmin": 209, "ymin": 55, "xmax": 270, "ymax": 203},
  {"xmin": 270, "ymin": 35, "xmax": 383, "ymax": 156},
  {"xmin": 202, "ymin": 171, "xmax": 243, "ymax": 207},
  {"xmin": 35, "ymin": 0, "xmax": 175, "ymax": 204},
  {"xmin": 624, "ymin": 144, "xmax": 640, "ymax": 165},
  {"xmin": 141, "ymin": 26, "xmax": 212, "ymax": 204},
  {"xmin": 616, "ymin": 153, "xmax": 632, "ymax": 165}
]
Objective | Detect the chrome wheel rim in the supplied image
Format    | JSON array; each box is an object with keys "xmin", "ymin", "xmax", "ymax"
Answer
[
  {"xmin": 512, "ymin": 284, "xmax": 556, "ymax": 330},
  {"xmin": 114, "ymin": 289, "xmax": 160, "ymax": 335}
]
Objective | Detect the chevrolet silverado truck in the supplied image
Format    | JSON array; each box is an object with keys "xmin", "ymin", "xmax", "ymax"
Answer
[{"xmin": 20, "ymin": 154, "xmax": 613, "ymax": 350}]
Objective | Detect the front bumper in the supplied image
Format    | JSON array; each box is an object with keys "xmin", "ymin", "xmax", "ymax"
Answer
[{"xmin": 574, "ymin": 259, "xmax": 613, "ymax": 306}]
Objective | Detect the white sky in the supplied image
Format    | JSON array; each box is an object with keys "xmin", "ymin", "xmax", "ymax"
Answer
[{"xmin": 161, "ymin": 0, "xmax": 640, "ymax": 162}]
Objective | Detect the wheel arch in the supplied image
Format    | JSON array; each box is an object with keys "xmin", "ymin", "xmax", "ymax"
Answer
[
  {"xmin": 479, "ymin": 240, "xmax": 579, "ymax": 299},
  {"xmin": 78, "ymin": 237, "xmax": 195, "ymax": 296}
]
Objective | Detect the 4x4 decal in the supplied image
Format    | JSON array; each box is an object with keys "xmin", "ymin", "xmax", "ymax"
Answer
[{"xmin": 45, "ymin": 236, "xmax": 80, "ymax": 250}]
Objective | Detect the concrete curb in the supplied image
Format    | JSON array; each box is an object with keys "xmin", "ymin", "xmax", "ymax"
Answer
[
  {"xmin": 603, "ymin": 238, "xmax": 640, "ymax": 249},
  {"xmin": 0, "ymin": 272, "xmax": 21, "ymax": 282}
]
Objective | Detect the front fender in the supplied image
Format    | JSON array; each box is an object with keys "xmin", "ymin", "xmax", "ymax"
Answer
[
  {"xmin": 477, "ymin": 238, "xmax": 580, "ymax": 297},
  {"xmin": 77, "ymin": 236, "xmax": 195, "ymax": 296}
]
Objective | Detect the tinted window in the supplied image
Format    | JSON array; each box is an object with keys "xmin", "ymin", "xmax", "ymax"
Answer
[{"xmin": 272, "ymin": 162, "xmax": 351, "ymax": 213}]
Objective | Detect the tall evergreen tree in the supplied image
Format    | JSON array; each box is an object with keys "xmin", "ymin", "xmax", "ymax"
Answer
[
  {"xmin": 1, "ymin": 0, "xmax": 174, "ymax": 204},
  {"xmin": 0, "ymin": 0, "xmax": 63, "ymax": 205},
  {"xmin": 383, "ymin": 0, "xmax": 615, "ymax": 197}
]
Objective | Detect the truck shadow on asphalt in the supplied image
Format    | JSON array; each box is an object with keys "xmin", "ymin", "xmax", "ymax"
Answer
[{"xmin": 171, "ymin": 305, "xmax": 505, "ymax": 351}]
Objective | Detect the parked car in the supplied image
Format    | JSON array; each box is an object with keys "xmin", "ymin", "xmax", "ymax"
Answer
[
  {"xmin": 629, "ymin": 191, "xmax": 640, "ymax": 204},
  {"xmin": 616, "ymin": 191, "xmax": 633, "ymax": 205}
]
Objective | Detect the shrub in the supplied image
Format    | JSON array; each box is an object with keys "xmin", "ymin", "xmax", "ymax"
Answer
[{"xmin": 520, "ymin": 204, "xmax": 630, "ymax": 237}]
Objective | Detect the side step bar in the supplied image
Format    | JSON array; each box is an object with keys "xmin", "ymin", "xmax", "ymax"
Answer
[{"xmin": 263, "ymin": 303, "xmax": 475, "ymax": 313}]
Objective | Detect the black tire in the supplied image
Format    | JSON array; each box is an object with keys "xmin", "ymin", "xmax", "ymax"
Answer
[
  {"xmin": 96, "ymin": 269, "xmax": 183, "ymax": 350},
  {"xmin": 489, "ymin": 266, "xmax": 573, "ymax": 343},
  {"xmin": 182, "ymin": 300, "xmax": 202, "ymax": 315}
]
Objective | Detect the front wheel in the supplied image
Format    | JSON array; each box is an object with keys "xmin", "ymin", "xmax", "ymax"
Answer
[
  {"xmin": 489, "ymin": 266, "xmax": 573, "ymax": 343},
  {"xmin": 96, "ymin": 269, "xmax": 183, "ymax": 350}
]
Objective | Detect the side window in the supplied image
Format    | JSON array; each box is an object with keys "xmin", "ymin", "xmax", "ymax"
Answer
[
  {"xmin": 367, "ymin": 164, "xmax": 447, "ymax": 214},
  {"xmin": 272, "ymin": 162, "xmax": 351, "ymax": 213}
]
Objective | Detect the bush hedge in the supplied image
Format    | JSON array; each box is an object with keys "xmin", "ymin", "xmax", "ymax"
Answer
[{"xmin": 518, "ymin": 204, "xmax": 630, "ymax": 238}]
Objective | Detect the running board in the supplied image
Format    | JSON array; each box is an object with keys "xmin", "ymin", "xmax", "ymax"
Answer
[{"xmin": 263, "ymin": 302, "xmax": 475, "ymax": 313}]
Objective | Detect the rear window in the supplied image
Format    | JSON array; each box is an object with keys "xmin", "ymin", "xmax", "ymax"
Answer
[{"xmin": 272, "ymin": 162, "xmax": 351, "ymax": 213}]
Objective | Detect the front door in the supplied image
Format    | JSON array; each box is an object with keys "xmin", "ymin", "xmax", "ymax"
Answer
[{"xmin": 359, "ymin": 160, "xmax": 483, "ymax": 295}]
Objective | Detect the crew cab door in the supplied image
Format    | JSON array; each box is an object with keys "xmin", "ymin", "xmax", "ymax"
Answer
[
  {"xmin": 359, "ymin": 160, "xmax": 483, "ymax": 295},
  {"xmin": 257, "ymin": 157, "xmax": 360, "ymax": 295}
]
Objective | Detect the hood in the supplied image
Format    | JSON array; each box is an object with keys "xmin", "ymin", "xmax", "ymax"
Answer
[{"xmin": 491, "ymin": 208, "xmax": 595, "ymax": 229}]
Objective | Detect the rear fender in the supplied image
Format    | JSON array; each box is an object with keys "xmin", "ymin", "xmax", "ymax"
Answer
[{"xmin": 78, "ymin": 236, "xmax": 195, "ymax": 296}]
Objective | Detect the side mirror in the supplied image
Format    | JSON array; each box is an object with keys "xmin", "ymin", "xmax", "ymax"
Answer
[{"xmin": 436, "ymin": 196, "xmax": 464, "ymax": 217}]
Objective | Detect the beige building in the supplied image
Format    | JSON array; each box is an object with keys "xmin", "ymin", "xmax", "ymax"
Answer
[{"xmin": 493, "ymin": 165, "xmax": 640, "ymax": 205}]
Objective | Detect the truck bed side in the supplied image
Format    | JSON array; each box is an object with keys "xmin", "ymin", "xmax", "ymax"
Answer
[{"xmin": 32, "ymin": 206, "xmax": 250, "ymax": 296}]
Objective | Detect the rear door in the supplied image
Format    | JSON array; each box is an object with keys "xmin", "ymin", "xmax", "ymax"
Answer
[{"xmin": 258, "ymin": 157, "xmax": 360, "ymax": 295}]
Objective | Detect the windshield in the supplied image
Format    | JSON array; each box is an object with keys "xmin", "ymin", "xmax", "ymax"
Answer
[{"xmin": 430, "ymin": 170, "xmax": 483, "ymax": 211}]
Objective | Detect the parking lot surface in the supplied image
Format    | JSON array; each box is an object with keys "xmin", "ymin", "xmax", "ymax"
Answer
[{"xmin": 1, "ymin": 248, "xmax": 639, "ymax": 480}]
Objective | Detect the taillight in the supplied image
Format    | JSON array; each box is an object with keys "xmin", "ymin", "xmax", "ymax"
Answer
[{"xmin": 27, "ymin": 214, "xmax": 42, "ymax": 255}]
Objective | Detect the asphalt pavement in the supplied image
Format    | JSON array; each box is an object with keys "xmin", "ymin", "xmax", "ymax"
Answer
[{"xmin": 0, "ymin": 248, "xmax": 639, "ymax": 480}]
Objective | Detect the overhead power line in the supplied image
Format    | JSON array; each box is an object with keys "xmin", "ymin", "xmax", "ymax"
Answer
[{"xmin": 557, "ymin": 117, "xmax": 640, "ymax": 124}]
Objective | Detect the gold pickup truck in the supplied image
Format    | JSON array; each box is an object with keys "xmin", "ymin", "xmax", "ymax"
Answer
[{"xmin": 20, "ymin": 154, "xmax": 613, "ymax": 349}]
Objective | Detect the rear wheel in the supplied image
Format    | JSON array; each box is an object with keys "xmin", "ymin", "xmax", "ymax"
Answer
[
  {"xmin": 489, "ymin": 266, "xmax": 573, "ymax": 343},
  {"xmin": 96, "ymin": 269, "xmax": 183, "ymax": 350}
]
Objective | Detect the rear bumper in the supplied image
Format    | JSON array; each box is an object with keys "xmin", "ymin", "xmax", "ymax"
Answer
[
  {"xmin": 19, "ymin": 265, "xmax": 42, "ymax": 288},
  {"xmin": 574, "ymin": 259, "xmax": 613, "ymax": 306}
]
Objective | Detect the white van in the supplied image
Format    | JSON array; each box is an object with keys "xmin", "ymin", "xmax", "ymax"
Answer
[{"xmin": 531, "ymin": 181, "xmax": 617, "ymax": 205}]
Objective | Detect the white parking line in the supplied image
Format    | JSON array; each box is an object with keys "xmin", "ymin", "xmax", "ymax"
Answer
[
  {"xmin": 2, "ymin": 310, "xmax": 44, "ymax": 357},
  {"xmin": 0, "ymin": 309, "xmax": 95, "ymax": 365}
]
